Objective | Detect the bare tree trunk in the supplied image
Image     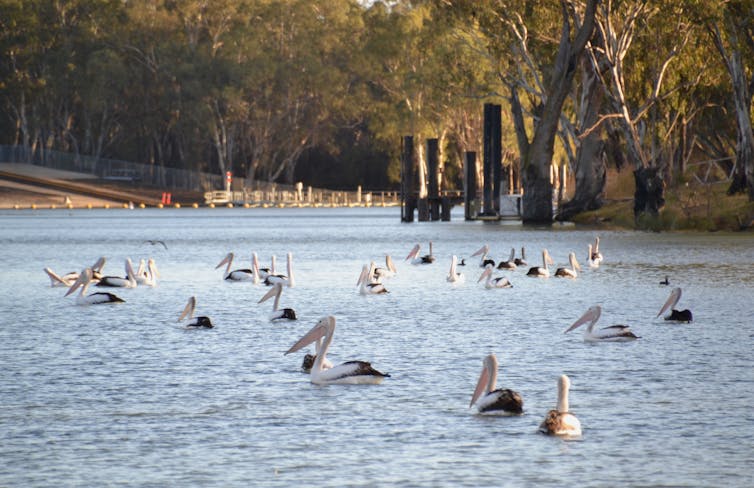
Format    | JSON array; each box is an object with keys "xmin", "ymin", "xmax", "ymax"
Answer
[
  {"xmin": 519, "ymin": 0, "xmax": 598, "ymax": 223},
  {"xmin": 558, "ymin": 55, "xmax": 606, "ymax": 220}
]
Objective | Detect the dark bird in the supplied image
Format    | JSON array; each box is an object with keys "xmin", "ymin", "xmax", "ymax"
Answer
[{"xmin": 143, "ymin": 240, "xmax": 168, "ymax": 250}]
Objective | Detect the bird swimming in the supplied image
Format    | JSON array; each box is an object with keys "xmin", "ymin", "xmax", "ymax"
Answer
[
  {"xmin": 478, "ymin": 265, "xmax": 512, "ymax": 288},
  {"xmin": 657, "ymin": 287, "xmax": 693, "ymax": 322},
  {"xmin": 526, "ymin": 249, "xmax": 554, "ymax": 277},
  {"xmin": 446, "ymin": 255, "xmax": 464, "ymax": 283},
  {"xmin": 469, "ymin": 354, "xmax": 523, "ymax": 415},
  {"xmin": 554, "ymin": 252, "xmax": 581, "ymax": 278},
  {"xmin": 564, "ymin": 305, "xmax": 640, "ymax": 342},
  {"xmin": 539, "ymin": 374, "xmax": 582, "ymax": 437},
  {"xmin": 258, "ymin": 282, "xmax": 297, "ymax": 321},
  {"xmin": 64, "ymin": 268, "xmax": 125, "ymax": 305},
  {"xmin": 216, "ymin": 252, "xmax": 255, "ymax": 281},
  {"xmin": 178, "ymin": 296, "xmax": 213, "ymax": 328}
]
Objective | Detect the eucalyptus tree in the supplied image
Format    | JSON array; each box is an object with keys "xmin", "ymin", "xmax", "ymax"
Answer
[{"xmin": 706, "ymin": 0, "xmax": 754, "ymax": 200}]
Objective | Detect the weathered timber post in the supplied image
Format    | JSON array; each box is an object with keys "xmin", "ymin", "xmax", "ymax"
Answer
[
  {"xmin": 464, "ymin": 151, "xmax": 478, "ymax": 220},
  {"xmin": 427, "ymin": 138, "xmax": 440, "ymax": 221},
  {"xmin": 401, "ymin": 136, "xmax": 416, "ymax": 222},
  {"xmin": 483, "ymin": 103, "xmax": 502, "ymax": 216}
]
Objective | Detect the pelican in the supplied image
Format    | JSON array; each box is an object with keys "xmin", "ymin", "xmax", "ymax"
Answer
[
  {"xmin": 357, "ymin": 264, "xmax": 388, "ymax": 294},
  {"xmin": 497, "ymin": 248, "xmax": 517, "ymax": 270},
  {"xmin": 657, "ymin": 287, "xmax": 693, "ymax": 322},
  {"xmin": 258, "ymin": 282, "xmax": 297, "ymax": 321},
  {"xmin": 216, "ymin": 252, "xmax": 255, "ymax": 281},
  {"xmin": 253, "ymin": 253, "xmax": 269, "ymax": 281},
  {"xmin": 591, "ymin": 236, "xmax": 604, "ymax": 264},
  {"xmin": 514, "ymin": 247, "xmax": 528, "ymax": 266},
  {"xmin": 565, "ymin": 305, "xmax": 639, "ymax": 342},
  {"xmin": 447, "ymin": 255, "xmax": 465, "ymax": 283},
  {"xmin": 135, "ymin": 258, "xmax": 159, "ymax": 287},
  {"xmin": 300, "ymin": 337, "xmax": 334, "ymax": 373},
  {"xmin": 471, "ymin": 244, "xmax": 495, "ymax": 268},
  {"xmin": 469, "ymin": 354, "xmax": 523, "ymax": 415},
  {"xmin": 554, "ymin": 253, "xmax": 581, "ymax": 278},
  {"xmin": 178, "ymin": 296, "xmax": 213, "ymax": 328},
  {"xmin": 526, "ymin": 249, "xmax": 554, "ymax": 277},
  {"xmin": 285, "ymin": 315, "xmax": 390, "ymax": 385},
  {"xmin": 65, "ymin": 268, "xmax": 125, "ymax": 305},
  {"xmin": 265, "ymin": 252, "xmax": 295, "ymax": 287},
  {"xmin": 96, "ymin": 258, "xmax": 137, "ymax": 288},
  {"xmin": 372, "ymin": 255, "xmax": 397, "ymax": 280},
  {"xmin": 44, "ymin": 256, "xmax": 106, "ymax": 287},
  {"xmin": 405, "ymin": 242, "xmax": 435, "ymax": 264},
  {"xmin": 478, "ymin": 265, "xmax": 512, "ymax": 289},
  {"xmin": 587, "ymin": 244, "xmax": 600, "ymax": 268},
  {"xmin": 539, "ymin": 375, "xmax": 582, "ymax": 437}
]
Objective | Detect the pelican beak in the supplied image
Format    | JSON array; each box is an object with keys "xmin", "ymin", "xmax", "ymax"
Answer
[
  {"xmin": 258, "ymin": 284, "xmax": 279, "ymax": 304},
  {"xmin": 92, "ymin": 256, "xmax": 106, "ymax": 272},
  {"xmin": 357, "ymin": 266, "xmax": 368, "ymax": 286},
  {"xmin": 215, "ymin": 253, "xmax": 231, "ymax": 269},
  {"xmin": 657, "ymin": 287, "xmax": 681, "ymax": 318},
  {"xmin": 178, "ymin": 297, "xmax": 195, "ymax": 322},
  {"xmin": 386, "ymin": 255, "xmax": 396, "ymax": 273},
  {"xmin": 64, "ymin": 269, "xmax": 89, "ymax": 296},
  {"xmin": 477, "ymin": 266, "xmax": 492, "ymax": 283},
  {"xmin": 285, "ymin": 321, "xmax": 326, "ymax": 355},
  {"xmin": 405, "ymin": 244, "xmax": 420, "ymax": 261},
  {"xmin": 471, "ymin": 244, "xmax": 488, "ymax": 257},
  {"xmin": 565, "ymin": 307, "xmax": 597, "ymax": 333},
  {"xmin": 470, "ymin": 366, "xmax": 490, "ymax": 407}
]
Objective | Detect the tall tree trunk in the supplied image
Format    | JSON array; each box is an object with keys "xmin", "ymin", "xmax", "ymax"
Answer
[
  {"xmin": 520, "ymin": 0, "xmax": 598, "ymax": 223},
  {"xmin": 558, "ymin": 55, "xmax": 606, "ymax": 221}
]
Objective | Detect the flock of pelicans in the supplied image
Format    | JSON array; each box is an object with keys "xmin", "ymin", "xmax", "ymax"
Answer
[{"xmin": 44, "ymin": 236, "xmax": 693, "ymax": 438}]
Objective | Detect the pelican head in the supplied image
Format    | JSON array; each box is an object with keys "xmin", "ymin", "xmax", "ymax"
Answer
[
  {"xmin": 471, "ymin": 244, "xmax": 489, "ymax": 258},
  {"xmin": 64, "ymin": 268, "xmax": 93, "ymax": 296},
  {"xmin": 216, "ymin": 252, "xmax": 233, "ymax": 269},
  {"xmin": 178, "ymin": 296, "xmax": 197, "ymax": 321},
  {"xmin": 657, "ymin": 287, "xmax": 682, "ymax": 318},
  {"xmin": 469, "ymin": 354, "xmax": 498, "ymax": 407},
  {"xmin": 405, "ymin": 244, "xmax": 420, "ymax": 261},
  {"xmin": 565, "ymin": 305, "xmax": 601, "ymax": 334},
  {"xmin": 557, "ymin": 374, "xmax": 572, "ymax": 413},
  {"xmin": 285, "ymin": 316, "xmax": 333, "ymax": 355},
  {"xmin": 568, "ymin": 252, "xmax": 581, "ymax": 271}
]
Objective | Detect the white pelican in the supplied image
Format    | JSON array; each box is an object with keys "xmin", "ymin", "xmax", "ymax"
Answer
[
  {"xmin": 478, "ymin": 265, "xmax": 512, "ymax": 289},
  {"xmin": 565, "ymin": 305, "xmax": 639, "ymax": 342},
  {"xmin": 285, "ymin": 315, "xmax": 390, "ymax": 385},
  {"xmin": 265, "ymin": 252, "xmax": 295, "ymax": 287},
  {"xmin": 357, "ymin": 264, "xmax": 388, "ymax": 294},
  {"xmin": 554, "ymin": 253, "xmax": 581, "ymax": 278},
  {"xmin": 446, "ymin": 255, "xmax": 465, "ymax": 283},
  {"xmin": 591, "ymin": 236, "xmax": 604, "ymax": 264},
  {"xmin": 253, "ymin": 253, "xmax": 268, "ymax": 282},
  {"xmin": 497, "ymin": 248, "xmax": 517, "ymax": 270},
  {"xmin": 539, "ymin": 375, "xmax": 582, "ymax": 437},
  {"xmin": 65, "ymin": 268, "xmax": 125, "ymax": 305},
  {"xmin": 469, "ymin": 354, "xmax": 523, "ymax": 415},
  {"xmin": 258, "ymin": 282, "xmax": 297, "ymax": 321},
  {"xmin": 372, "ymin": 255, "xmax": 397, "ymax": 280},
  {"xmin": 657, "ymin": 287, "xmax": 693, "ymax": 322},
  {"xmin": 96, "ymin": 258, "xmax": 137, "ymax": 288},
  {"xmin": 44, "ymin": 256, "xmax": 106, "ymax": 287},
  {"xmin": 471, "ymin": 244, "xmax": 495, "ymax": 268},
  {"xmin": 586, "ymin": 244, "xmax": 600, "ymax": 268},
  {"xmin": 405, "ymin": 242, "xmax": 435, "ymax": 264},
  {"xmin": 178, "ymin": 296, "xmax": 213, "ymax": 328},
  {"xmin": 216, "ymin": 252, "xmax": 255, "ymax": 281},
  {"xmin": 526, "ymin": 249, "xmax": 554, "ymax": 277},
  {"xmin": 514, "ymin": 247, "xmax": 527, "ymax": 266},
  {"xmin": 135, "ymin": 258, "xmax": 159, "ymax": 287},
  {"xmin": 300, "ymin": 337, "xmax": 334, "ymax": 373}
]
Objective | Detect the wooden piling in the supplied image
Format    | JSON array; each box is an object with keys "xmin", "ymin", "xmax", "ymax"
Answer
[
  {"xmin": 427, "ymin": 138, "xmax": 440, "ymax": 221},
  {"xmin": 483, "ymin": 103, "xmax": 502, "ymax": 216},
  {"xmin": 464, "ymin": 151, "xmax": 478, "ymax": 221},
  {"xmin": 401, "ymin": 136, "xmax": 415, "ymax": 222}
]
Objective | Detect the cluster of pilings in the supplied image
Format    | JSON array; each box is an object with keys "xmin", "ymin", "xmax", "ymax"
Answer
[{"xmin": 401, "ymin": 103, "xmax": 519, "ymax": 223}]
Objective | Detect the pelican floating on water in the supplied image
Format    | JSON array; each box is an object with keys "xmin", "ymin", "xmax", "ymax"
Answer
[
  {"xmin": 65, "ymin": 268, "xmax": 125, "ymax": 305},
  {"xmin": 526, "ymin": 249, "xmax": 554, "ymax": 277},
  {"xmin": 471, "ymin": 244, "xmax": 495, "ymax": 268},
  {"xmin": 265, "ymin": 252, "xmax": 295, "ymax": 287},
  {"xmin": 216, "ymin": 252, "xmax": 255, "ymax": 281},
  {"xmin": 591, "ymin": 237, "xmax": 603, "ymax": 264},
  {"xmin": 446, "ymin": 255, "xmax": 465, "ymax": 283},
  {"xmin": 554, "ymin": 253, "xmax": 581, "ymax": 278},
  {"xmin": 497, "ymin": 248, "xmax": 517, "ymax": 270},
  {"xmin": 258, "ymin": 282, "xmax": 297, "ymax": 321},
  {"xmin": 357, "ymin": 264, "xmax": 388, "ymax": 294},
  {"xmin": 135, "ymin": 258, "xmax": 159, "ymax": 287},
  {"xmin": 405, "ymin": 242, "xmax": 435, "ymax": 264},
  {"xmin": 96, "ymin": 258, "xmax": 137, "ymax": 288},
  {"xmin": 539, "ymin": 375, "xmax": 582, "ymax": 437},
  {"xmin": 478, "ymin": 265, "xmax": 512, "ymax": 289},
  {"xmin": 178, "ymin": 296, "xmax": 213, "ymax": 328},
  {"xmin": 657, "ymin": 287, "xmax": 693, "ymax": 322},
  {"xmin": 565, "ymin": 305, "xmax": 640, "ymax": 342},
  {"xmin": 285, "ymin": 315, "xmax": 390, "ymax": 385},
  {"xmin": 514, "ymin": 247, "xmax": 528, "ymax": 266},
  {"xmin": 469, "ymin": 354, "xmax": 523, "ymax": 415}
]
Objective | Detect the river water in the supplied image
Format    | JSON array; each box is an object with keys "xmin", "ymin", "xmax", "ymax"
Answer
[{"xmin": 1, "ymin": 207, "xmax": 753, "ymax": 487}]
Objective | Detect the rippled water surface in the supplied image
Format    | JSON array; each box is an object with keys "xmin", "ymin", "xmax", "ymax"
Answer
[{"xmin": 1, "ymin": 207, "xmax": 753, "ymax": 487}]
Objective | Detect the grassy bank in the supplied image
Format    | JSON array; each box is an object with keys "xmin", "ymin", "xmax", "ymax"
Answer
[{"xmin": 570, "ymin": 169, "xmax": 754, "ymax": 232}]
